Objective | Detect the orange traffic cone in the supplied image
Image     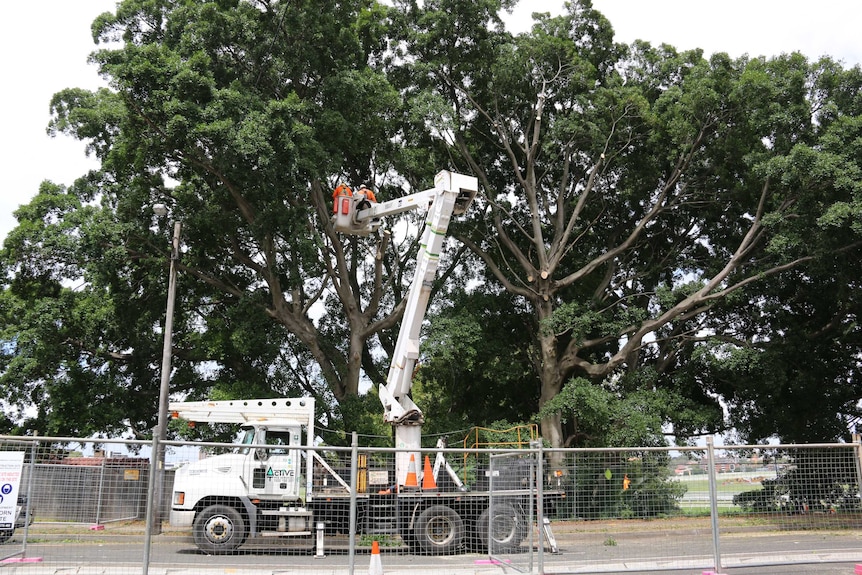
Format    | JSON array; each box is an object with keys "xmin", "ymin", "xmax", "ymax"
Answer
[
  {"xmin": 368, "ymin": 540, "xmax": 383, "ymax": 575},
  {"xmin": 422, "ymin": 455, "xmax": 437, "ymax": 490},
  {"xmin": 403, "ymin": 454, "xmax": 419, "ymax": 489}
]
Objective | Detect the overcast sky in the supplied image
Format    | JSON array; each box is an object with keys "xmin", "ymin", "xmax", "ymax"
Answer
[{"xmin": 2, "ymin": 1, "xmax": 860, "ymax": 244}]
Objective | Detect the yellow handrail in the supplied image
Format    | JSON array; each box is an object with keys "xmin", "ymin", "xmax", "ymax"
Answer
[{"xmin": 461, "ymin": 424, "xmax": 539, "ymax": 484}]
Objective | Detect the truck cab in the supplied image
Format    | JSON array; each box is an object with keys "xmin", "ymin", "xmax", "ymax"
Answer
[
  {"xmin": 169, "ymin": 398, "xmax": 316, "ymax": 554},
  {"xmin": 240, "ymin": 425, "xmax": 304, "ymax": 500}
]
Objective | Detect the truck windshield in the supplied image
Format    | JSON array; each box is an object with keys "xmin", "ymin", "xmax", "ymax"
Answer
[{"xmin": 238, "ymin": 427, "xmax": 256, "ymax": 454}]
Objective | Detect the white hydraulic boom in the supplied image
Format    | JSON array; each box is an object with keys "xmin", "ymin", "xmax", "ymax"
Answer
[{"xmin": 333, "ymin": 170, "xmax": 477, "ymax": 486}]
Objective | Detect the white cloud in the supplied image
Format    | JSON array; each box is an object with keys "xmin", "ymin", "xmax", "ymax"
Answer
[
  {"xmin": 593, "ymin": 0, "xmax": 862, "ymax": 66},
  {"xmin": 510, "ymin": 0, "xmax": 861, "ymax": 66},
  {"xmin": 0, "ymin": 1, "xmax": 114, "ymax": 243}
]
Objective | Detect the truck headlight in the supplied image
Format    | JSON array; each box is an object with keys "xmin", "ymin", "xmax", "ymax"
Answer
[{"xmin": 173, "ymin": 491, "xmax": 185, "ymax": 505}]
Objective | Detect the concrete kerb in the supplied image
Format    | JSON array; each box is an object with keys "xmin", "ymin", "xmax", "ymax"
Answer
[{"xmin": 0, "ymin": 565, "xmax": 508, "ymax": 575}]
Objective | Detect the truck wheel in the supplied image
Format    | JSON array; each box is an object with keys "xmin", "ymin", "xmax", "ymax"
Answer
[
  {"xmin": 414, "ymin": 505, "xmax": 463, "ymax": 555},
  {"xmin": 0, "ymin": 529, "xmax": 14, "ymax": 544},
  {"xmin": 476, "ymin": 503, "xmax": 526, "ymax": 553},
  {"xmin": 193, "ymin": 504, "xmax": 247, "ymax": 554}
]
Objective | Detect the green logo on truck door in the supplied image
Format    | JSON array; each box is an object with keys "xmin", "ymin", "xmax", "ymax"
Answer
[{"xmin": 266, "ymin": 467, "xmax": 295, "ymax": 479}]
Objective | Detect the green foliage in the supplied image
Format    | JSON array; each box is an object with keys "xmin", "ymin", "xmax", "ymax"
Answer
[
  {"xmin": 704, "ymin": 259, "xmax": 862, "ymax": 443},
  {"xmin": 413, "ymin": 290, "xmax": 540, "ymax": 436},
  {"xmin": 560, "ymin": 449, "xmax": 686, "ymax": 520},
  {"xmin": 0, "ymin": 0, "xmax": 422, "ymax": 437},
  {"xmin": 621, "ymin": 457, "xmax": 688, "ymax": 518},
  {"xmin": 397, "ymin": 0, "xmax": 862, "ymax": 449},
  {"xmin": 538, "ymin": 377, "xmax": 669, "ymax": 448},
  {"xmin": 732, "ymin": 487, "xmax": 778, "ymax": 513},
  {"xmin": 542, "ymin": 300, "xmax": 648, "ymax": 344},
  {"xmin": 0, "ymin": 182, "xmax": 164, "ymax": 437},
  {"xmin": 324, "ymin": 392, "xmax": 392, "ymax": 448}
]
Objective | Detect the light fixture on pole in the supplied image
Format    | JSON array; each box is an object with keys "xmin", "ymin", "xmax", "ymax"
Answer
[{"xmin": 150, "ymin": 203, "xmax": 181, "ymax": 535}]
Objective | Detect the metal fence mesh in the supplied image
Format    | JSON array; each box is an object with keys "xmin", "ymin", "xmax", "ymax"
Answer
[
  {"xmin": 488, "ymin": 449, "xmax": 539, "ymax": 573},
  {"xmin": 1, "ymin": 434, "xmax": 862, "ymax": 574}
]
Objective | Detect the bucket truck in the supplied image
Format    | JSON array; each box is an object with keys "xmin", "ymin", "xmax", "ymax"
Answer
[{"xmin": 167, "ymin": 172, "xmax": 559, "ymax": 555}]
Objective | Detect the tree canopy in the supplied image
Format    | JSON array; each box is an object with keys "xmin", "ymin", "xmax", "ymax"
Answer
[{"xmin": 1, "ymin": 0, "xmax": 860, "ymax": 446}]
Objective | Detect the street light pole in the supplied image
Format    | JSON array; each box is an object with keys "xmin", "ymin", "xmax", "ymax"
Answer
[{"xmin": 151, "ymin": 213, "xmax": 182, "ymax": 535}]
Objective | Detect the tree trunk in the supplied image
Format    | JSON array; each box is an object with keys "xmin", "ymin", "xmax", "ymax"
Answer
[
  {"xmin": 343, "ymin": 330, "xmax": 365, "ymax": 398},
  {"xmin": 535, "ymin": 301, "xmax": 567, "ymax": 470},
  {"xmin": 540, "ymin": 411, "xmax": 565, "ymax": 470}
]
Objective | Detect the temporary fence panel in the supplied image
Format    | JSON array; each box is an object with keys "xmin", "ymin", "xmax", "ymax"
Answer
[
  {"xmin": 713, "ymin": 443, "xmax": 862, "ymax": 571},
  {"xmin": 488, "ymin": 449, "xmax": 537, "ymax": 573},
  {"xmin": 541, "ymin": 442, "xmax": 862, "ymax": 574},
  {"xmin": 541, "ymin": 446, "xmax": 717, "ymax": 573},
  {"xmin": 31, "ymin": 458, "xmax": 149, "ymax": 525},
  {"xmin": 0, "ymin": 436, "xmax": 152, "ymax": 575}
]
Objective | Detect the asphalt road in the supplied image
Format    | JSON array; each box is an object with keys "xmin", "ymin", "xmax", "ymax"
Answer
[
  {"xmin": 3, "ymin": 531, "xmax": 862, "ymax": 575},
  {"xmin": 3, "ymin": 509, "xmax": 862, "ymax": 575}
]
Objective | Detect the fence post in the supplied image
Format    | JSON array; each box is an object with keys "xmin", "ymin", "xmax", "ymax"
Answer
[
  {"xmin": 20, "ymin": 435, "xmax": 38, "ymax": 556},
  {"xmin": 533, "ymin": 440, "xmax": 544, "ymax": 575},
  {"xmin": 706, "ymin": 436, "xmax": 722, "ymax": 572},
  {"xmin": 141, "ymin": 433, "xmax": 159, "ymax": 575},
  {"xmin": 95, "ymin": 456, "xmax": 107, "ymax": 526},
  {"xmin": 347, "ymin": 432, "xmax": 359, "ymax": 575},
  {"xmin": 853, "ymin": 433, "xmax": 862, "ymax": 501}
]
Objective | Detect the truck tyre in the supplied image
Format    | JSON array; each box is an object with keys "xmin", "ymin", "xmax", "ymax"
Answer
[
  {"xmin": 476, "ymin": 502, "xmax": 526, "ymax": 553},
  {"xmin": 0, "ymin": 529, "xmax": 13, "ymax": 544},
  {"xmin": 414, "ymin": 505, "xmax": 464, "ymax": 555},
  {"xmin": 193, "ymin": 504, "xmax": 247, "ymax": 554}
]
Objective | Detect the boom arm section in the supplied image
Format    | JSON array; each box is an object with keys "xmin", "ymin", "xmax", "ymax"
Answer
[
  {"xmin": 333, "ymin": 171, "xmax": 478, "ymax": 424},
  {"xmin": 380, "ymin": 172, "xmax": 477, "ymax": 425}
]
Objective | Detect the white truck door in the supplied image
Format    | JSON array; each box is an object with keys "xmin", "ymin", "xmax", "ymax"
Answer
[{"xmin": 245, "ymin": 426, "xmax": 302, "ymax": 499}]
